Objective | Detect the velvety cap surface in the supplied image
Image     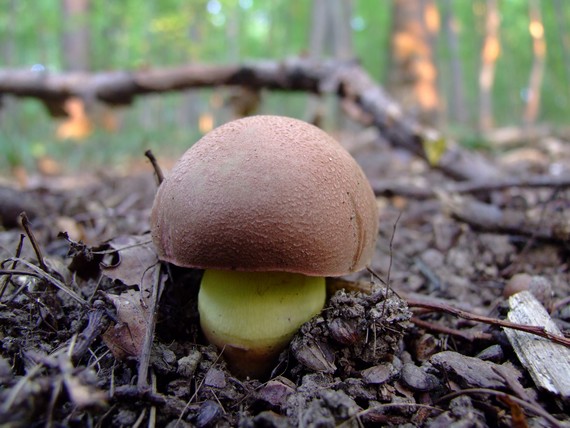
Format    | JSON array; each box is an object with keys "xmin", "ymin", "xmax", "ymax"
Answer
[{"xmin": 150, "ymin": 115, "xmax": 378, "ymax": 276}]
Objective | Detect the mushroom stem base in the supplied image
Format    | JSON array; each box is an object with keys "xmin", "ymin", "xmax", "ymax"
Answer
[{"xmin": 198, "ymin": 270, "xmax": 326, "ymax": 378}]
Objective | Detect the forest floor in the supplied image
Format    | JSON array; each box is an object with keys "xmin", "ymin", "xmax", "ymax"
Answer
[{"xmin": 0, "ymin": 126, "xmax": 569, "ymax": 427}]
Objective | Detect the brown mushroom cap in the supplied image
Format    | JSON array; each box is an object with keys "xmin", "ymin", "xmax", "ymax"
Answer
[{"xmin": 150, "ymin": 115, "xmax": 378, "ymax": 277}]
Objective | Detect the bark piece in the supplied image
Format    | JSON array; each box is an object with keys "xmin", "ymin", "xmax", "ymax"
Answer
[
  {"xmin": 430, "ymin": 351, "xmax": 520, "ymax": 389},
  {"xmin": 505, "ymin": 290, "xmax": 570, "ymax": 401},
  {"xmin": 441, "ymin": 192, "xmax": 570, "ymax": 243}
]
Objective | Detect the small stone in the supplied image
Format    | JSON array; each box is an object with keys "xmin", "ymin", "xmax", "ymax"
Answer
[
  {"xmin": 503, "ymin": 273, "xmax": 532, "ymax": 298},
  {"xmin": 167, "ymin": 378, "xmax": 191, "ymax": 399},
  {"xmin": 320, "ymin": 389, "xmax": 361, "ymax": 420},
  {"xmin": 177, "ymin": 350, "xmax": 202, "ymax": 378},
  {"xmin": 504, "ymin": 274, "xmax": 553, "ymax": 309},
  {"xmin": 475, "ymin": 344, "xmax": 504, "ymax": 363},
  {"xmin": 339, "ymin": 377, "xmax": 377, "ymax": 401},
  {"xmin": 400, "ymin": 363, "xmax": 439, "ymax": 391},
  {"xmin": 204, "ymin": 367, "xmax": 226, "ymax": 388},
  {"xmin": 256, "ymin": 377, "xmax": 296, "ymax": 411},
  {"xmin": 421, "ymin": 248, "xmax": 445, "ymax": 269},
  {"xmin": 195, "ymin": 400, "xmax": 222, "ymax": 428},
  {"xmin": 247, "ymin": 411, "xmax": 293, "ymax": 428}
]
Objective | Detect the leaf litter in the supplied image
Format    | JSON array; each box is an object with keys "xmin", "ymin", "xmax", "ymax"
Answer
[{"xmin": 0, "ymin": 138, "xmax": 570, "ymax": 426}]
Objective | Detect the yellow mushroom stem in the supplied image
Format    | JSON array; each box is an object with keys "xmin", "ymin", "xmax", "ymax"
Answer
[{"xmin": 198, "ymin": 270, "xmax": 326, "ymax": 378}]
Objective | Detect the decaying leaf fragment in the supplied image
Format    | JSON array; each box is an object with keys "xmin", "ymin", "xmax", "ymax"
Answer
[
  {"xmin": 102, "ymin": 290, "xmax": 149, "ymax": 359},
  {"xmin": 99, "ymin": 234, "xmax": 160, "ymax": 360}
]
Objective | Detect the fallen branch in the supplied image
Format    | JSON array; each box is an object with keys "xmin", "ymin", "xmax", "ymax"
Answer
[
  {"xmin": 440, "ymin": 193, "xmax": 570, "ymax": 243},
  {"xmin": 505, "ymin": 291, "xmax": 570, "ymax": 401},
  {"xmin": 372, "ymin": 174, "xmax": 570, "ymax": 199},
  {"xmin": 0, "ymin": 59, "xmax": 499, "ymax": 181}
]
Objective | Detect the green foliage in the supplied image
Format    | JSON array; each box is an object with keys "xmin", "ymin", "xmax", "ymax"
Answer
[{"xmin": 1, "ymin": 0, "xmax": 569, "ymax": 174}]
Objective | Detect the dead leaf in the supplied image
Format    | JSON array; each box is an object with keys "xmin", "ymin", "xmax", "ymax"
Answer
[
  {"xmin": 100, "ymin": 234, "xmax": 158, "ymax": 299},
  {"xmin": 102, "ymin": 290, "xmax": 149, "ymax": 360}
]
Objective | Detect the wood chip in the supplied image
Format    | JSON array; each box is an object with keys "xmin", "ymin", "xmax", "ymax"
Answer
[{"xmin": 505, "ymin": 290, "xmax": 570, "ymax": 400}]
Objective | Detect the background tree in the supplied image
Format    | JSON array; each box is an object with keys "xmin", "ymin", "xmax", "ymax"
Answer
[
  {"xmin": 304, "ymin": 0, "xmax": 353, "ymax": 127},
  {"xmin": 478, "ymin": 0, "xmax": 500, "ymax": 132},
  {"xmin": 524, "ymin": 0, "xmax": 546, "ymax": 126},
  {"xmin": 387, "ymin": 0, "xmax": 441, "ymax": 126},
  {"xmin": 441, "ymin": 0, "xmax": 467, "ymax": 126},
  {"xmin": 61, "ymin": 0, "xmax": 90, "ymax": 71}
]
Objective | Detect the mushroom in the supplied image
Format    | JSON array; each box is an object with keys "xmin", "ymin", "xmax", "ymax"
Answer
[{"xmin": 151, "ymin": 115, "xmax": 378, "ymax": 378}]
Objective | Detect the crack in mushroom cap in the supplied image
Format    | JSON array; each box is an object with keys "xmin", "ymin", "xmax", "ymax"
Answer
[{"xmin": 150, "ymin": 115, "xmax": 379, "ymax": 277}]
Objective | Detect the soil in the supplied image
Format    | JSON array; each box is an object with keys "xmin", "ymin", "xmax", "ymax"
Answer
[{"xmin": 0, "ymin": 130, "xmax": 569, "ymax": 427}]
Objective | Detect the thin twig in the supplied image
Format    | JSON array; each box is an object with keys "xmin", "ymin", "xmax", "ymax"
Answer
[
  {"xmin": 411, "ymin": 316, "xmax": 494, "ymax": 342},
  {"xmin": 386, "ymin": 212, "xmax": 401, "ymax": 288},
  {"xmin": 407, "ymin": 298, "xmax": 570, "ymax": 348},
  {"xmin": 145, "ymin": 150, "xmax": 165, "ymax": 185},
  {"xmin": 19, "ymin": 212, "xmax": 48, "ymax": 272},
  {"xmin": 3, "ymin": 258, "xmax": 87, "ymax": 306},
  {"xmin": 347, "ymin": 402, "xmax": 443, "ymax": 426},
  {"xmin": 149, "ymin": 370, "xmax": 157, "ymax": 428},
  {"xmin": 91, "ymin": 239, "xmax": 153, "ymax": 255},
  {"xmin": 137, "ymin": 264, "xmax": 164, "ymax": 390},
  {"xmin": 0, "ymin": 234, "xmax": 25, "ymax": 300},
  {"xmin": 71, "ymin": 308, "xmax": 110, "ymax": 363}
]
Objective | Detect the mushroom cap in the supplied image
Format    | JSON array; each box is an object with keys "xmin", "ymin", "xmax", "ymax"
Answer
[{"xmin": 150, "ymin": 115, "xmax": 378, "ymax": 277}]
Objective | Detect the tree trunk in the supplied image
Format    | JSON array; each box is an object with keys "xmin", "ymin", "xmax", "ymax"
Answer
[
  {"xmin": 387, "ymin": 0, "xmax": 440, "ymax": 126},
  {"xmin": 304, "ymin": 0, "xmax": 355, "ymax": 128},
  {"xmin": 330, "ymin": 0, "xmax": 353, "ymax": 60},
  {"xmin": 61, "ymin": 0, "xmax": 90, "ymax": 71},
  {"xmin": 554, "ymin": 0, "xmax": 570, "ymax": 100},
  {"xmin": 524, "ymin": 0, "xmax": 546, "ymax": 126},
  {"xmin": 442, "ymin": 0, "xmax": 468, "ymax": 125},
  {"xmin": 478, "ymin": 0, "xmax": 500, "ymax": 132}
]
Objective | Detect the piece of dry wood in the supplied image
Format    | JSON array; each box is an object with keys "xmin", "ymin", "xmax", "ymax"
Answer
[
  {"xmin": 440, "ymin": 192, "xmax": 570, "ymax": 243},
  {"xmin": 505, "ymin": 290, "xmax": 570, "ymax": 401},
  {"xmin": 0, "ymin": 59, "xmax": 500, "ymax": 181},
  {"xmin": 505, "ymin": 291, "xmax": 570, "ymax": 400},
  {"xmin": 372, "ymin": 174, "xmax": 570, "ymax": 199}
]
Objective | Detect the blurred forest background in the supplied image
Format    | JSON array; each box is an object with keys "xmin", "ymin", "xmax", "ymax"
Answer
[{"xmin": 1, "ymin": 0, "xmax": 570, "ymax": 178}]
